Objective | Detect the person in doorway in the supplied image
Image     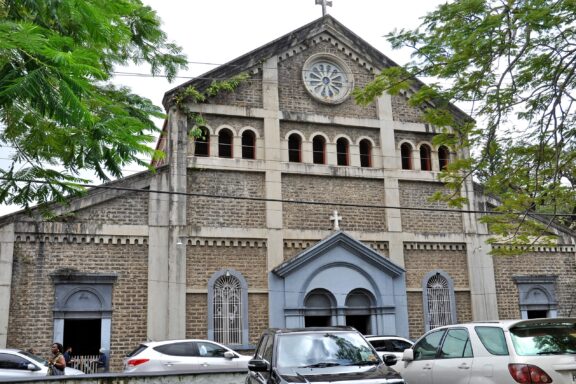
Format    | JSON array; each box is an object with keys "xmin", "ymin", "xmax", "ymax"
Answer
[
  {"xmin": 47, "ymin": 343, "xmax": 66, "ymax": 376},
  {"xmin": 63, "ymin": 346, "xmax": 74, "ymax": 367},
  {"xmin": 95, "ymin": 348, "xmax": 107, "ymax": 373}
]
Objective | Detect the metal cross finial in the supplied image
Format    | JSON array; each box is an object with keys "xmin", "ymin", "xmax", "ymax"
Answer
[
  {"xmin": 315, "ymin": 0, "xmax": 332, "ymax": 16},
  {"xmin": 330, "ymin": 210, "xmax": 342, "ymax": 230}
]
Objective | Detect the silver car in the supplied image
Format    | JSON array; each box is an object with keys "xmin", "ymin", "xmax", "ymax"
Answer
[
  {"xmin": 400, "ymin": 317, "xmax": 576, "ymax": 384},
  {"xmin": 123, "ymin": 339, "xmax": 251, "ymax": 373},
  {"xmin": 0, "ymin": 349, "xmax": 84, "ymax": 380}
]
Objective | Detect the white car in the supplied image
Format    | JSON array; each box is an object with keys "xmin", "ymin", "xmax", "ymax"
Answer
[
  {"xmin": 0, "ymin": 349, "xmax": 84, "ymax": 380},
  {"xmin": 123, "ymin": 339, "xmax": 251, "ymax": 373},
  {"xmin": 400, "ymin": 317, "xmax": 576, "ymax": 384},
  {"xmin": 366, "ymin": 335, "xmax": 414, "ymax": 361}
]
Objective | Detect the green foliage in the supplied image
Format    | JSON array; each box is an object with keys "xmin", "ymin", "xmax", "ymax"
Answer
[
  {"xmin": 174, "ymin": 73, "xmax": 249, "ymax": 138},
  {"xmin": 356, "ymin": 0, "xmax": 576, "ymax": 250},
  {"xmin": 0, "ymin": 0, "xmax": 187, "ymax": 211}
]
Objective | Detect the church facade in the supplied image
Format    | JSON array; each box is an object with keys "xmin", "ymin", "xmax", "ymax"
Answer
[{"xmin": 1, "ymin": 15, "xmax": 575, "ymax": 370}]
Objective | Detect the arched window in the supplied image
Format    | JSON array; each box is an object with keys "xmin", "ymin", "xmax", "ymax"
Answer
[
  {"xmin": 359, "ymin": 139, "xmax": 372, "ymax": 168},
  {"xmin": 288, "ymin": 134, "xmax": 302, "ymax": 163},
  {"xmin": 422, "ymin": 271, "xmax": 456, "ymax": 331},
  {"xmin": 241, "ymin": 130, "xmax": 256, "ymax": 159},
  {"xmin": 401, "ymin": 143, "xmax": 413, "ymax": 170},
  {"xmin": 420, "ymin": 144, "xmax": 432, "ymax": 171},
  {"xmin": 438, "ymin": 146, "xmax": 450, "ymax": 170},
  {"xmin": 312, "ymin": 136, "xmax": 326, "ymax": 165},
  {"xmin": 336, "ymin": 138, "xmax": 349, "ymax": 166},
  {"xmin": 218, "ymin": 129, "xmax": 233, "ymax": 158},
  {"xmin": 208, "ymin": 270, "xmax": 249, "ymax": 346},
  {"xmin": 194, "ymin": 127, "xmax": 210, "ymax": 157}
]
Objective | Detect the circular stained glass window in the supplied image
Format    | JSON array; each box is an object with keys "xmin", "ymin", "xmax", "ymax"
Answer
[{"xmin": 302, "ymin": 54, "xmax": 353, "ymax": 104}]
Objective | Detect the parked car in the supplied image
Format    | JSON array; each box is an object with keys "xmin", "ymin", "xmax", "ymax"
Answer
[
  {"xmin": 400, "ymin": 317, "xmax": 576, "ymax": 384},
  {"xmin": 366, "ymin": 335, "xmax": 414, "ymax": 361},
  {"xmin": 246, "ymin": 326, "xmax": 404, "ymax": 384},
  {"xmin": 123, "ymin": 339, "xmax": 251, "ymax": 373},
  {"xmin": 0, "ymin": 348, "xmax": 84, "ymax": 379}
]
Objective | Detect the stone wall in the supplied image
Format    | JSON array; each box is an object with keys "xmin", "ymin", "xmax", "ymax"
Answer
[
  {"xmin": 206, "ymin": 70, "xmax": 263, "ymax": 108},
  {"xmin": 403, "ymin": 246, "xmax": 469, "ymax": 289},
  {"xmin": 186, "ymin": 242, "xmax": 268, "ymax": 290},
  {"xmin": 392, "ymin": 94, "xmax": 424, "ymax": 123},
  {"xmin": 399, "ymin": 181, "xmax": 463, "ymax": 233},
  {"xmin": 67, "ymin": 193, "xmax": 149, "ymax": 225},
  {"xmin": 8, "ymin": 241, "xmax": 148, "ymax": 371},
  {"xmin": 492, "ymin": 251, "xmax": 576, "ymax": 319},
  {"xmin": 282, "ymin": 174, "xmax": 386, "ymax": 231},
  {"xmin": 187, "ymin": 170, "xmax": 266, "ymax": 228},
  {"xmin": 278, "ymin": 40, "xmax": 377, "ymax": 118}
]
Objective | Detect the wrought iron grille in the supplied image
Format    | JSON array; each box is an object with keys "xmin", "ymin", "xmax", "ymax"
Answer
[
  {"xmin": 426, "ymin": 274, "xmax": 453, "ymax": 329},
  {"xmin": 213, "ymin": 275, "xmax": 242, "ymax": 345}
]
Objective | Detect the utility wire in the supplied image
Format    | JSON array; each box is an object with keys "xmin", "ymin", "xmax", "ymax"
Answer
[{"xmin": 2, "ymin": 176, "xmax": 575, "ymax": 218}]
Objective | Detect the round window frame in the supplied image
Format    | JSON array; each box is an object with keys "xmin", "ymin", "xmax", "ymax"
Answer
[{"xmin": 302, "ymin": 54, "xmax": 354, "ymax": 105}]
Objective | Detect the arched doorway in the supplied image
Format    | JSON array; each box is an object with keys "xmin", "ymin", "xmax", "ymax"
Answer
[
  {"xmin": 304, "ymin": 289, "xmax": 335, "ymax": 327},
  {"xmin": 345, "ymin": 289, "xmax": 374, "ymax": 335}
]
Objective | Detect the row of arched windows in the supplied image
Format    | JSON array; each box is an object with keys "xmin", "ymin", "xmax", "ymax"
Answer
[
  {"xmin": 194, "ymin": 127, "xmax": 257, "ymax": 159},
  {"xmin": 400, "ymin": 142, "xmax": 451, "ymax": 171},
  {"xmin": 288, "ymin": 133, "xmax": 373, "ymax": 167},
  {"xmin": 193, "ymin": 127, "xmax": 451, "ymax": 171}
]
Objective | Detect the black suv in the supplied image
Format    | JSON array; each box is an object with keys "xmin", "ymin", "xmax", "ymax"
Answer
[{"xmin": 246, "ymin": 326, "xmax": 404, "ymax": 384}]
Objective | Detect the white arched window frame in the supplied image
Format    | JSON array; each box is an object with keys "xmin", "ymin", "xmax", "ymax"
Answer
[
  {"xmin": 422, "ymin": 270, "xmax": 457, "ymax": 331},
  {"xmin": 208, "ymin": 269, "xmax": 249, "ymax": 347}
]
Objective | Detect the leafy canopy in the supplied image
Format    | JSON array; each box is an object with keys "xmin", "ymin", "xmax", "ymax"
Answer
[
  {"xmin": 355, "ymin": 0, "xmax": 576, "ymax": 245},
  {"xmin": 0, "ymin": 0, "xmax": 187, "ymax": 212}
]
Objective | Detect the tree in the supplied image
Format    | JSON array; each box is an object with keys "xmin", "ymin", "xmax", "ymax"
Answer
[
  {"xmin": 0, "ymin": 0, "xmax": 187, "ymax": 212},
  {"xmin": 355, "ymin": 0, "xmax": 576, "ymax": 245}
]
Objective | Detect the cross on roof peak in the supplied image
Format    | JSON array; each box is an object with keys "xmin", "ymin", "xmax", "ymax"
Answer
[{"xmin": 315, "ymin": 0, "xmax": 332, "ymax": 16}]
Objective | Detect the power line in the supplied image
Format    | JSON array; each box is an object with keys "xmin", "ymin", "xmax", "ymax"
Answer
[{"xmin": 1, "ymin": 176, "xmax": 575, "ymax": 218}]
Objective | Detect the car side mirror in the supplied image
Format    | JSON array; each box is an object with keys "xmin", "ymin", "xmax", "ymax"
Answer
[
  {"xmin": 402, "ymin": 349, "xmax": 414, "ymax": 362},
  {"xmin": 27, "ymin": 363, "xmax": 40, "ymax": 371},
  {"xmin": 224, "ymin": 351, "xmax": 236, "ymax": 359},
  {"xmin": 382, "ymin": 354, "xmax": 397, "ymax": 366},
  {"xmin": 248, "ymin": 358, "xmax": 269, "ymax": 372}
]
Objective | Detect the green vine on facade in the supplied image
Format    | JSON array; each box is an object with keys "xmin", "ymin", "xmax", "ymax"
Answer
[{"xmin": 174, "ymin": 73, "xmax": 249, "ymax": 138}]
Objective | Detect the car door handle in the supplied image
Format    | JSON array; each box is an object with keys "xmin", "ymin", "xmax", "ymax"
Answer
[
  {"xmin": 423, "ymin": 365, "xmax": 432, "ymax": 370},
  {"xmin": 458, "ymin": 363, "xmax": 470, "ymax": 370}
]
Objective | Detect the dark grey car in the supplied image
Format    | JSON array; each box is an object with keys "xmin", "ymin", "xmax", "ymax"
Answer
[{"xmin": 246, "ymin": 326, "xmax": 404, "ymax": 384}]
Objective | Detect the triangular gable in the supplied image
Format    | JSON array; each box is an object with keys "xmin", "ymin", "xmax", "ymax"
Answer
[
  {"xmin": 162, "ymin": 15, "xmax": 468, "ymax": 121},
  {"xmin": 273, "ymin": 231, "xmax": 404, "ymax": 277}
]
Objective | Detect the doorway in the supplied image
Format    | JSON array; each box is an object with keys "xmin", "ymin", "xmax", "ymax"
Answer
[
  {"xmin": 64, "ymin": 319, "xmax": 101, "ymax": 355},
  {"xmin": 305, "ymin": 316, "xmax": 331, "ymax": 327},
  {"xmin": 527, "ymin": 310, "xmax": 548, "ymax": 319},
  {"xmin": 346, "ymin": 315, "xmax": 370, "ymax": 335}
]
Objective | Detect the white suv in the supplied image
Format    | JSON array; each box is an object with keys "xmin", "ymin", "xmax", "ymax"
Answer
[{"xmin": 400, "ymin": 318, "xmax": 576, "ymax": 384}]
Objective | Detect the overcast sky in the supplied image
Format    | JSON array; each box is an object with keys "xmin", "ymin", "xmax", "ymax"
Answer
[{"xmin": 1, "ymin": 0, "xmax": 448, "ymax": 216}]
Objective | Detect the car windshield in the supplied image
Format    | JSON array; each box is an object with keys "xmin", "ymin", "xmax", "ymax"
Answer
[
  {"xmin": 276, "ymin": 331, "xmax": 379, "ymax": 368},
  {"xmin": 18, "ymin": 350, "xmax": 47, "ymax": 364},
  {"xmin": 510, "ymin": 321, "xmax": 576, "ymax": 356}
]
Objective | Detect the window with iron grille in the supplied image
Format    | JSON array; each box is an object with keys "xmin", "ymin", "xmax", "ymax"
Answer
[
  {"xmin": 422, "ymin": 270, "xmax": 456, "ymax": 331},
  {"xmin": 213, "ymin": 275, "xmax": 242, "ymax": 345}
]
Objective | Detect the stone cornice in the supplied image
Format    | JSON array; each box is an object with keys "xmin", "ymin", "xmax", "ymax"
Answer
[
  {"xmin": 14, "ymin": 234, "xmax": 147, "ymax": 245},
  {"xmin": 186, "ymin": 238, "xmax": 267, "ymax": 248},
  {"xmin": 404, "ymin": 242, "xmax": 466, "ymax": 251},
  {"xmin": 492, "ymin": 244, "xmax": 575, "ymax": 253}
]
